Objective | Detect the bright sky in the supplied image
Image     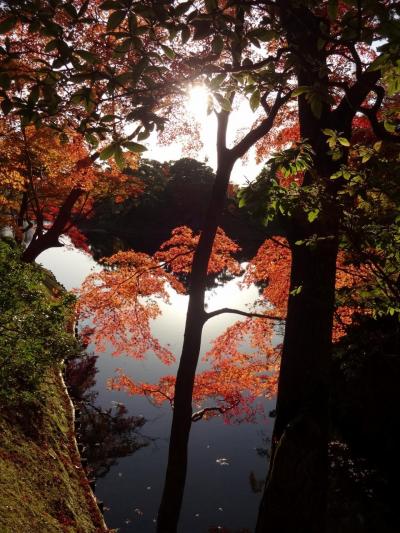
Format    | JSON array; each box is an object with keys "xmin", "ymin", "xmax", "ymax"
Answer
[{"xmin": 144, "ymin": 85, "xmax": 264, "ymax": 185}]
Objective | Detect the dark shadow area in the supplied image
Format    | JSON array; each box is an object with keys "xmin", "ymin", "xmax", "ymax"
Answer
[
  {"xmin": 65, "ymin": 354, "xmax": 149, "ymax": 481},
  {"xmin": 328, "ymin": 316, "xmax": 400, "ymax": 533},
  {"xmin": 77, "ymin": 158, "xmax": 277, "ymax": 261}
]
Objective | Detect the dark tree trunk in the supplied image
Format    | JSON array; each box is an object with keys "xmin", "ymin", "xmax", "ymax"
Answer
[
  {"xmin": 22, "ymin": 187, "xmax": 83, "ymax": 262},
  {"xmin": 256, "ymin": 214, "xmax": 338, "ymax": 533},
  {"xmin": 156, "ymin": 149, "xmax": 234, "ymax": 532}
]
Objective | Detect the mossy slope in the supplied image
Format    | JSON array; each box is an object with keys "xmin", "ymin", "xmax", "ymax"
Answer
[{"xmin": 0, "ymin": 367, "xmax": 107, "ymax": 533}]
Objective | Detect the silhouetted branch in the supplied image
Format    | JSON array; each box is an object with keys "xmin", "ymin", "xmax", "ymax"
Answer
[{"xmin": 205, "ymin": 307, "xmax": 282, "ymax": 321}]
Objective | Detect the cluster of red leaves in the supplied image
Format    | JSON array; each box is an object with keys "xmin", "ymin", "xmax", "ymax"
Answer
[
  {"xmin": 155, "ymin": 225, "xmax": 242, "ymax": 276},
  {"xmin": 109, "ymin": 327, "xmax": 279, "ymax": 424},
  {"xmin": 242, "ymin": 236, "xmax": 291, "ymax": 317},
  {"xmin": 77, "ymin": 250, "xmax": 185, "ymax": 363},
  {"xmin": 333, "ymin": 252, "xmax": 373, "ymax": 341},
  {"xmin": 80, "ymin": 231, "xmax": 377, "ymax": 421}
]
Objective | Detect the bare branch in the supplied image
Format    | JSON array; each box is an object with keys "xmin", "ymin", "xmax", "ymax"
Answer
[
  {"xmin": 192, "ymin": 399, "xmax": 241, "ymax": 422},
  {"xmin": 230, "ymin": 91, "xmax": 290, "ymax": 161},
  {"xmin": 205, "ymin": 307, "xmax": 283, "ymax": 322},
  {"xmin": 359, "ymin": 106, "xmax": 400, "ymax": 142}
]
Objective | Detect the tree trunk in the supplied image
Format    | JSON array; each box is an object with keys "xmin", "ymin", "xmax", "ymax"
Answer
[
  {"xmin": 22, "ymin": 187, "xmax": 83, "ymax": 262},
  {"xmin": 256, "ymin": 217, "xmax": 338, "ymax": 533},
  {"xmin": 157, "ymin": 155, "xmax": 234, "ymax": 532}
]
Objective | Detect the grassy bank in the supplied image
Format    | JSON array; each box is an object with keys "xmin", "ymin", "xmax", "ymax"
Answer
[{"xmin": 0, "ymin": 239, "xmax": 107, "ymax": 532}]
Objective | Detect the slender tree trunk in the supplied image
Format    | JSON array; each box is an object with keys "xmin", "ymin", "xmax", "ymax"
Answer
[
  {"xmin": 22, "ymin": 187, "xmax": 83, "ymax": 262},
  {"xmin": 157, "ymin": 150, "xmax": 234, "ymax": 532},
  {"xmin": 256, "ymin": 215, "xmax": 338, "ymax": 533}
]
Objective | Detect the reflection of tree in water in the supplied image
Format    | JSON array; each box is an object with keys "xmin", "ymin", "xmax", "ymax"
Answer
[{"xmin": 65, "ymin": 354, "xmax": 149, "ymax": 480}]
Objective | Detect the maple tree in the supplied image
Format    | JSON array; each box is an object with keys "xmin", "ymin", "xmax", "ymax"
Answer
[{"xmin": 0, "ymin": 118, "xmax": 143, "ymax": 261}]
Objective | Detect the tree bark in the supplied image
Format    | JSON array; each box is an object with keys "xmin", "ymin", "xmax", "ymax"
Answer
[
  {"xmin": 21, "ymin": 187, "xmax": 83, "ymax": 263},
  {"xmin": 256, "ymin": 214, "xmax": 338, "ymax": 533},
  {"xmin": 156, "ymin": 147, "xmax": 234, "ymax": 531}
]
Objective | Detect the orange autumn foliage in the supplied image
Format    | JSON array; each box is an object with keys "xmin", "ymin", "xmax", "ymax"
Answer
[
  {"xmin": 0, "ymin": 120, "xmax": 142, "ymax": 249},
  {"xmin": 77, "ymin": 226, "xmax": 241, "ymax": 361},
  {"xmin": 77, "ymin": 250, "xmax": 185, "ymax": 363},
  {"xmin": 242, "ymin": 236, "xmax": 291, "ymax": 317},
  {"xmin": 78, "ymin": 232, "xmax": 375, "ymax": 421},
  {"xmin": 110, "ymin": 332, "xmax": 279, "ymax": 424},
  {"xmin": 155, "ymin": 225, "xmax": 241, "ymax": 276}
]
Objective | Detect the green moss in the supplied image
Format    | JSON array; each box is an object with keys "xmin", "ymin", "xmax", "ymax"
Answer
[
  {"xmin": 0, "ymin": 239, "xmax": 108, "ymax": 532},
  {"xmin": 0, "ymin": 368, "xmax": 107, "ymax": 533}
]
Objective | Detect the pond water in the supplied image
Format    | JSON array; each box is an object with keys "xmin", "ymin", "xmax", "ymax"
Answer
[{"xmin": 38, "ymin": 243, "xmax": 277, "ymax": 533}]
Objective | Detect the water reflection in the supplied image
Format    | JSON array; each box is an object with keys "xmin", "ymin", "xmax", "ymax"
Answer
[
  {"xmin": 66, "ymin": 355, "xmax": 149, "ymax": 480},
  {"xmin": 39, "ymin": 246, "xmax": 277, "ymax": 533}
]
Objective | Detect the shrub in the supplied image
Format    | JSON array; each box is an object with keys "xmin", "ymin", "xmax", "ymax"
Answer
[{"xmin": 0, "ymin": 240, "xmax": 78, "ymax": 406}]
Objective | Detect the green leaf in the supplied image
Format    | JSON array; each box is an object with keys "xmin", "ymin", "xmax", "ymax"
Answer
[
  {"xmin": 209, "ymin": 73, "xmax": 226, "ymax": 90},
  {"xmin": 44, "ymin": 39, "xmax": 59, "ymax": 53},
  {"xmin": 338, "ymin": 137, "xmax": 350, "ymax": 146},
  {"xmin": 367, "ymin": 53, "xmax": 390, "ymax": 72},
  {"xmin": 205, "ymin": 0, "xmax": 218, "ymax": 13},
  {"xmin": 290, "ymin": 285, "xmax": 303, "ymax": 296},
  {"xmin": 307, "ymin": 209, "xmax": 319, "ymax": 223},
  {"xmin": 85, "ymin": 133, "xmax": 99, "ymax": 147},
  {"xmin": 99, "ymin": 144, "xmax": 116, "ymax": 160},
  {"xmin": 384, "ymin": 120, "xmax": 396, "ymax": 133},
  {"xmin": 107, "ymin": 10, "xmax": 126, "ymax": 31},
  {"xmin": 0, "ymin": 73, "xmax": 10, "ymax": 89},
  {"xmin": 248, "ymin": 29, "xmax": 275, "ymax": 42},
  {"xmin": 181, "ymin": 26, "xmax": 191, "ymax": 44},
  {"xmin": 0, "ymin": 17, "xmax": 17, "ymax": 34},
  {"xmin": 161, "ymin": 45, "xmax": 175, "ymax": 60},
  {"xmin": 114, "ymin": 145, "xmax": 125, "ymax": 169},
  {"xmin": 310, "ymin": 98, "xmax": 322, "ymax": 119},
  {"xmin": 373, "ymin": 140, "xmax": 382, "ymax": 152},
  {"xmin": 28, "ymin": 85, "xmax": 40, "ymax": 105},
  {"xmin": 250, "ymin": 89, "xmax": 260, "ymax": 112},
  {"xmin": 124, "ymin": 141, "xmax": 147, "ymax": 153},
  {"xmin": 192, "ymin": 20, "xmax": 213, "ymax": 40},
  {"xmin": 137, "ymin": 130, "xmax": 150, "ymax": 141},
  {"xmin": 101, "ymin": 114, "xmax": 116, "ymax": 122},
  {"xmin": 76, "ymin": 50, "xmax": 99, "ymax": 64},
  {"xmin": 322, "ymin": 128, "xmax": 336, "ymax": 136},
  {"xmin": 1, "ymin": 98, "xmax": 12, "ymax": 115}
]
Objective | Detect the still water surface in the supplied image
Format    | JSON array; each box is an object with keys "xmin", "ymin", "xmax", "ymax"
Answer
[{"xmin": 38, "ymin": 243, "xmax": 276, "ymax": 532}]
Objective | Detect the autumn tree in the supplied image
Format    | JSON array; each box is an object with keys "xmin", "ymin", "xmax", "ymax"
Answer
[
  {"xmin": 0, "ymin": 118, "xmax": 143, "ymax": 261},
  {"xmin": 0, "ymin": 0, "xmax": 174, "ymax": 260}
]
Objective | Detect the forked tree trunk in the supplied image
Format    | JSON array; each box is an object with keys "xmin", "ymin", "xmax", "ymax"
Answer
[{"xmin": 256, "ymin": 216, "xmax": 338, "ymax": 533}]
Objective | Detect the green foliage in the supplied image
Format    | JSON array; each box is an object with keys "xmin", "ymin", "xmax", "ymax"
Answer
[
  {"xmin": 238, "ymin": 141, "xmax": 319, "ymax": 224},
  {"xmin": 0, "ymin": 240, "xmax": 78, "ymax": 406}
]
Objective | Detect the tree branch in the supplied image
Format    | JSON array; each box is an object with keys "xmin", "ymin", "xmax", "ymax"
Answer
[
  {"xmin": 191, "ymin": 399, "xmax": 241, "ymax": 422},
  {"xmin": 333, "ymin": 69, "xmax": 381, "ymax": 126},
  {"xmin": 359, "ymin": 106, "xmax": 400, "ymax": 142},
  {"xmin": 205, "ymin": 307, "xmax": 283, "ymax": 322},
  {"xmin": 230, "ymin": 91, "xmax": 290, "ymax": 161}
]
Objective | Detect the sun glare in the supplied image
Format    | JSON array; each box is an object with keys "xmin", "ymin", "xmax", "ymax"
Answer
[{"xmin": 186, "ymin": 85, "xmax": 209, "ymax": 122}]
